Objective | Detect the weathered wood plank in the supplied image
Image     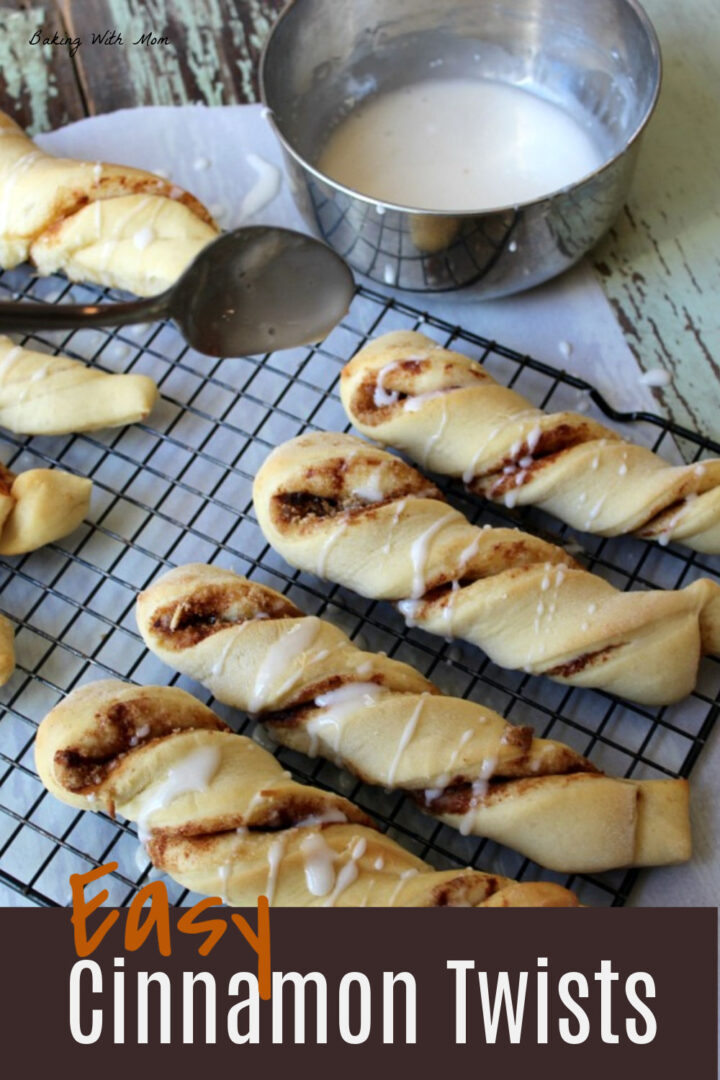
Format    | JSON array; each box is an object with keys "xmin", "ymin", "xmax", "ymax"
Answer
[
  {"xmin": 0, "ymin": 1, "xmax": 87, "ymax": 131},
  {"xmin": 61, "ymin": 0, "xmax": 285, "ymax": 111},
  {"xmin": 592, "ymin": 0, "xmax": 720, "ymax": 441}
]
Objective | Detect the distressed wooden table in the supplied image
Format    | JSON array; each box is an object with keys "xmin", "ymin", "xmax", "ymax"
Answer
[{"xmin": 0, "ymin": 0, "xmax": 717, "ymax": 438}]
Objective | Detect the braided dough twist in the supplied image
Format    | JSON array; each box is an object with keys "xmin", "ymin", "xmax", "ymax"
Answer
[
  {"xmin": 35, "ymin": 680, "xmax": 580, "ymax": 908},
  {"xmin": 253, "ymin": 432, "xmax": 720, "ymax": 705},
  {"xmin": 136, "ymin": 563, "xmax": 691, "ymax": 874},
  {"xmin": 0, "ymin": 336, "xmax": 157, "ymax": 435},
  {"xmin": 0, "ymin": 111, "xmax": 219, "ymax": 296},
  {"xmin": 0, "ymin": 613, "xmax": 14, "ymax": 685},
  {"xmin": 341, "ymin": 330, "xmax": 720, "ymax": 553},
  {"xmin": 0, "ymin": 460, "xmax": 90, "ymax": 554}
]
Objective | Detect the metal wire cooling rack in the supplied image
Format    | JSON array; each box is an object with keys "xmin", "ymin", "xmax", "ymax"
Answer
[{"xmin": 1, "ymin": 266, "xmax": 718, "ymax": 910}]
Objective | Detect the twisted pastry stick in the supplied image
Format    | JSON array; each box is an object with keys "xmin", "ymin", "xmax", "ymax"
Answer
[
  {"xmin": 0, "ymin": 613, "xmax": 14, "ymax": 685},
  {"xmin": 341, "ymin": 330, "xmax": 720, "ymax": 554},
  {"xmin": 0, "ymin": 461, "xmax": 90, "ymax": 554},
  {"xmin": 0, "ymin": 111, "xmax": 219, "ymax": 296},
  {"xmin": 253, "ymin": 432, "xmax": 720, "ymax": 705},
  {"xmin": 137, "ymin": 563, "xmax": 691, "ymax": 874},
  {"xmin": 0, "ymin": 336, "xmax": 157, "ymax": 435},
  {"xmin": 35, "ymin": 680, "xmax": 579, "ymax": 908}
]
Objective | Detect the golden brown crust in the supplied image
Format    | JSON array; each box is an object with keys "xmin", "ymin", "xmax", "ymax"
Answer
[
  {"xmin": 35, "ymin": 678, "xmax": 580, "ymax": 908},
  {"xmin": 252, "ymin": 432, "xmax": 720, "ymax": 706},
  {"xmin": 136, "ymin": 563, "xmax": 692, "ymax": 874},
  {"xmin": 341, "ymin": 330, "xmax": 720, "ymax": 554}
]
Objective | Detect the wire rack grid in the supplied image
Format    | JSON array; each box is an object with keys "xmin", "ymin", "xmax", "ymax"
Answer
[{"xmin": 0, "ymin": 265, "xmax": 718, "ymax": 910}]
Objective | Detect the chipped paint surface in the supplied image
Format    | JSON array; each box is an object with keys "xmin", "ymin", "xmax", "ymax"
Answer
[
  {"xmin": 0, "ymin": 7, "xmax": 58, "ymax": 133},
  {"xmin": 593, "ymin": 0, "xmax": 720, "ymax": 440},
  {"xmin": 98, "ymin": 0, "xmax": 273, "ymax": 105}
]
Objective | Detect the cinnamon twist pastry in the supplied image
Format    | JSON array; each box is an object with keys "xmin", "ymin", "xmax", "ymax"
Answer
[
  {"xmin": 0, "ymin": 111, "xmax": 219, "ymax": 296},
  {"xmin": 0, "ymin": 613, "xmax": 14, "ymax": 685},
  {"xmin": 340, "ymin": 330, "xmax": 720, "ymax": 554},
  {"xmin": 253, "ymin": 432, "xmax": 720, "ymax": 705},
  {"xmin": 35, "ymin": 680, "xmax": 580, "ymax": 908},
  {"xmin": 0, "ymin": 336, "xmax": 157, "ymax": 435},
  {"xmin": 136, "ymin": 563, "xmax": 691, "ymax": 874},
  {"xmin": 0, "ymin": 461, "xmax": 90, "ymax": 554}
]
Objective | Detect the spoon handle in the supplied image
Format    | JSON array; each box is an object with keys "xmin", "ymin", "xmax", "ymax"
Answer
[{"xmin": 0, "ymin": 292, "xmax": 170, "ymax": 333}]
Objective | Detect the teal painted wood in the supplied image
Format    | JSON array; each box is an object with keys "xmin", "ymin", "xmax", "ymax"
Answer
[
  {"xmin": 591, "ymin": 0, "xmax": 720, "ymax": 441},
  {"xmin": 0, "ymin": 3, "xmax": 85, "ymax": 131},
  {"xmin": 60, "ymin": 0, "xmax": 285, "ymax": 110}
]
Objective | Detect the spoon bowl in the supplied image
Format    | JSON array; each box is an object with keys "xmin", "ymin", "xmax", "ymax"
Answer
[{"xmin": 0, "ymin": 226, "xmax": 355, "ymax": 357}]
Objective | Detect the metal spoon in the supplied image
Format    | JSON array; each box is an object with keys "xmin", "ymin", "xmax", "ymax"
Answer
[{"xmin": 0, "ymin": 226, "xmax": 355, "ymax": 357}]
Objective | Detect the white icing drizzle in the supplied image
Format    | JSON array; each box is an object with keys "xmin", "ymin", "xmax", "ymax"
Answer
[
  {"xmin": 0, "ymin": 345, "xmax": 25, "ymax": 379},
  {"xmin": 462, "ymin": 424, "xmax": 503, "ymax": 485},
  {"xmin": 403, "ymin": 389, "xmax": 447, "ymax": 413},
  {"xmin": 351, "ymin": 472, "xmax": 384, "ymax": 502},
  {"xmin": 409, "ymin": 512, "xmax": 457, "ymax": 598},
  {"xmin": 265, "ymin": 834, "xmax": 287, "ymax": 905},
  {"xmin": 387, "ymin": 867, "xmax": 419, "ymax": 906},
  {"xmin": 244, "ymin": 779, "xmax": 279, "ymax": 818},
  {"xmin": 300, "ymin": 832, "xmax": 337, "ymax": 896},
  {"xmin": 374, "ymin": 362, "xmax": 401, "ymax": 407},
  {"xmin": 241, "ymin": 152, "xmax": 282, "ymax": 220},
  {"xmin": 128, "ymin": 723, "xmax": 150, "ymax": 748},
  {"xmin": 307, "ymin": 682, "xmax": 386, "ymax": 757},
  {"xmin": 386, "ymin": 693, "xmax": 427, "ymax": 784},
  {"xmin": 322, "ymin": 838, "xmax": 367, "ymax": 907},
  {"xmin": 31, "ymin": 362, "xmax": 51, "ymax": 383},
  {"xmin": 584, "ymin": 494, "xmax": 607, "ymax": 528},
  {"xmin": 249, "ymin": 619, "xmax": 320, "ymax": 712},
  {"xmin": 525, "ymin": 424, "xmax": 542, "ymax": 455},
  {"xmin": 218, "ymin": 864, "xmax": 231, "ymax": 903},
  {"xmin": 421, "ymin": 397, "xmax": 449, "ymax": 467},
  {"xmin": 398, "ymin": 597, "xmax": 422, "ymax": 627},
  {"xmin": 296, "ymin": 808, "xmax": 348, "ymax": 827},
  {"xmin": 133, "ymin": 225, "xmax": 155, "ymax": 250},
  {"xmin": 98, "ymin": 195, "xmax": 157, "ymax": 271},
  {"xmin": 316, "ymin": 518, "xmax": 348, "ymax": 576},
  {"xmin": 656, "ymin": 493, "xmax": 697, "ymax": 546},
  {"xmin": 424, "ymin": 726, "xmax": 477, "ymax": 801},
  {"xmin": 459, "ymin": 756, "xmax": 497, "ymax": 835},
  {"xmin": 135, "ymin": 744, "xmax": 221, "ymax": 842},
  {"xmin": 381, "ymin": 498, "xmax": 407, "ymax": 555},
  {"xmin": 442, "ymin": 578, "xmax": 460, "ymax": 633}
]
